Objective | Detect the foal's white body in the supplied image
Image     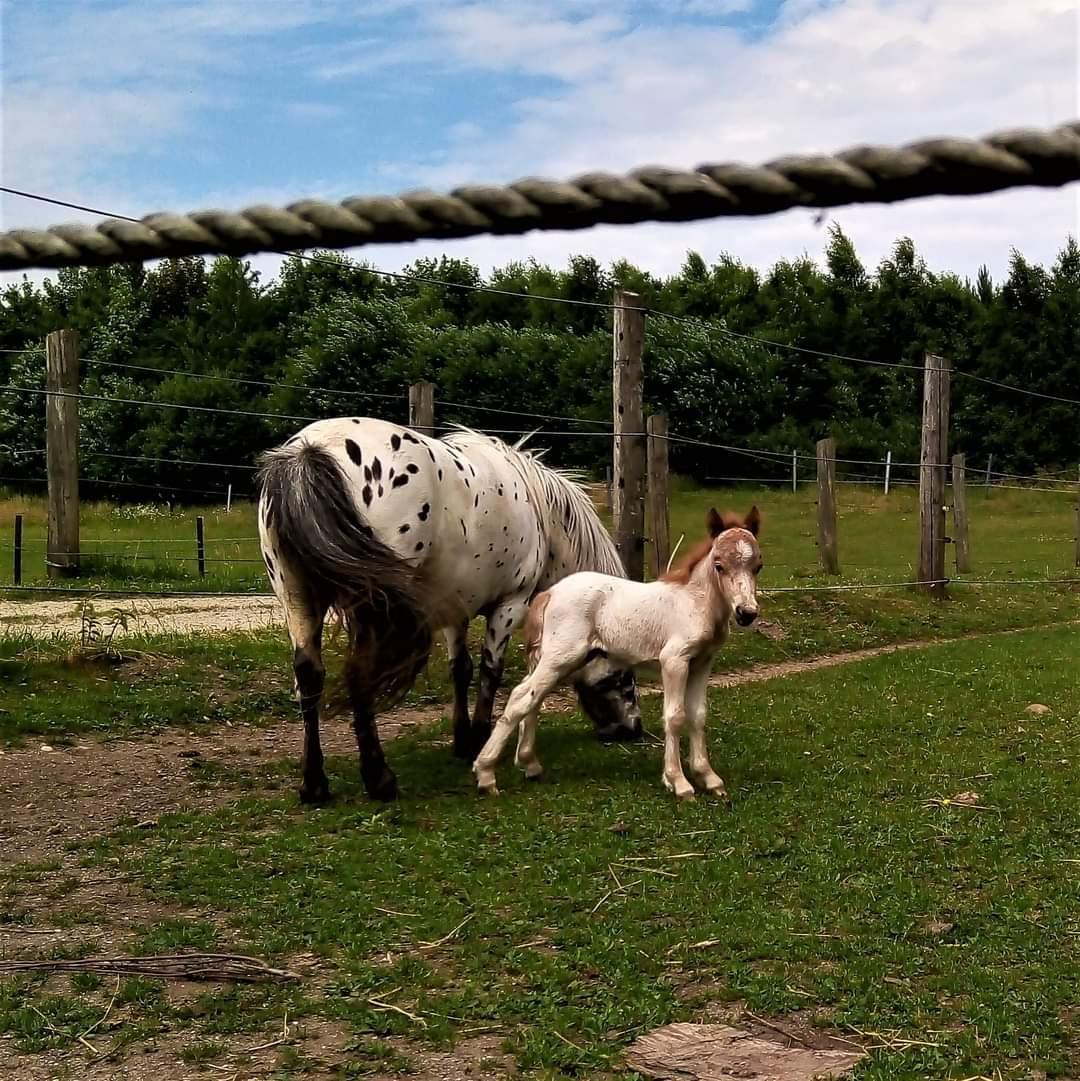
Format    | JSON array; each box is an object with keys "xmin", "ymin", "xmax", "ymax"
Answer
[{"xmin": 474, "ymin": 511, "xmax": 762, "ymax": 799}]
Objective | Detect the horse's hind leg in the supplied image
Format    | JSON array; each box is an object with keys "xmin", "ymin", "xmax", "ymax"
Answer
[
  {"xmin": 345, "ymin": 631, "xmax": 398, "ymax": 802},
  {"xmin": 282, "ymin": 593, "xmax": 331, "ymax": 805},
  {"xmin": 445, "ymin": 621, "xmax": 474, "ymax": 760}
]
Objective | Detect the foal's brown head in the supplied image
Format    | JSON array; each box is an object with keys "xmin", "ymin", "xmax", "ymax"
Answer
[{"xmin": 706, "ymin": 506, "xmax": 762, "ymax": 628}]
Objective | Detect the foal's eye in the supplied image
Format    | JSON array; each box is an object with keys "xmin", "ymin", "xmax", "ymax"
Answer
[{"xmin": 713, "ymin": 561, "xmax": 725, "ymax": 574}]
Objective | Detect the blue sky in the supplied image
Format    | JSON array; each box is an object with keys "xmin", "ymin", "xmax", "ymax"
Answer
[{"xmin": 1, "ymin": 0, "xmax": 1077, "ymax": 285}]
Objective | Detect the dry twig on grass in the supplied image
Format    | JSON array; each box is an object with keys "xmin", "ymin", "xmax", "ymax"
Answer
[{"xmin": 0, "ymin": 951, "xmax": 299, "ymax": 983}]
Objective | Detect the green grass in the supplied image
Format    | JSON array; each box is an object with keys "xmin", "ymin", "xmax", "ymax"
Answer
[{"xmin": 3, "ymin": 624, "xmax": 1074, "ymax": 1078}]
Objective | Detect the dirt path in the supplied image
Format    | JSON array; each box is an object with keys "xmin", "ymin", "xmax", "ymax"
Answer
[{"xmin": 0, "ymin": 594, "xmax": 282, "ymax": 637}]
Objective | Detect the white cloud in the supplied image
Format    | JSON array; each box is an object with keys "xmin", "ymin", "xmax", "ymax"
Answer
[{"xmin": 368, "ymin": 0, "xmax": 1080, "ymax": 281}]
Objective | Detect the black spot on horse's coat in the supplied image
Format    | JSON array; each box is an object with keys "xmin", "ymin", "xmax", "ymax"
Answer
[
  {"xmin": 498, "ymin": 634, "xmax": 510, "ymax": 651},
  {"xmin": 418, "ymin": 503, "xmax": 430, "ymax": 521},
  {"xmin": 474, "ymin": 494, "xmax": 479, "ymax": 508},
  {"xmin": 372, "ymin": 457, "xmax": 382, "ymax": 482},
  {"xmin": 399, "ymin": 524, "xmax": 410, "ymax": 534},
  {"xmin": 407, "ymin": 463, "xmax": 419, "ymax": 474},
  {"xmin": 391, "ymin": 434, "xmax": 402, "ymax": 452},
  {"xmin": 403, "ymin": 432, "xmax": 419, "ymax": 445},
  {"xmin": 455, "ymin": 460, "xmax": 464, "ymax": 472},
  {"xmin": 470, "ymin": 464, "xmax": 476, "ymax": 477},
  {"xmin": 362, "ymin": 485, "xmax": 373, "ymax": 507},
  {"xmin": 264, "ymin": 555, "xmax": 275, "ymax": 575},
  {"xmin": 392, "ymin": 475, "xmax": 410, "ymax": 489},
  {"xmin": 460, "ymin": 519, "xmax": 467, "ymax": 538},
  {"xmin": 352, "ymin": 418, "xmax": 361, "ymax": 424},
  {"xmin": 415, "ymin": 541, "xmax": 424, "ymax": 552},
  {"xmin": 345, "ymin": 439, "xmax": 363, "ymax": 467},
  {"xmin": 378, "ymin": 485, "xmax": 384, "ymax": 498},
  {"xmin": 364, "ymin": 465, "xmax": 372, "ymax": 483},
  {"xmin": 438, "ymin": 469, "xmax": 443, "ymax": 481},
  {"xmin": 474, "ymin": 553, "xmax": 481, "ymax": 559},
  {"xmin": 496, "ymin": 561, "xmax": 504, "ymax": 568},
  {"xmin": 388, "ymin": 467, "xmax": 395, "ymax": 480},
  {"xmin": 427, "ymin": 447, "xmax": 436, "ymax": 461}
]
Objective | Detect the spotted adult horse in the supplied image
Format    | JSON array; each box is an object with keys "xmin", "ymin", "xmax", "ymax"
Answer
[{"xmin": 256, "ymin": 418, "xmax": 643, "ymax": 803}]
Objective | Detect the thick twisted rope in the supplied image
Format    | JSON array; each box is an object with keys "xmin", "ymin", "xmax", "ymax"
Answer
[{"xmin": 3, "ymin": 120, "xmax": 1079, "ymax": 271}]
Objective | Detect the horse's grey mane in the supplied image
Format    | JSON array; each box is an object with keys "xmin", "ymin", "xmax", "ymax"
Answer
[{"xmin": 443, "ymin": 425, "xmax": 625, "ymax": 579}]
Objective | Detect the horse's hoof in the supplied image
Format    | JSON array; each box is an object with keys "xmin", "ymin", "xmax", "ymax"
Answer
[
  {"xmin": 365, "ymin": 769, "xmax": 399, "ymax": 802},
  {"xmin": 523, "ymin": 764, "xmax": 543, "ymax": 781},
  {"xmin": 299, "ymin": 780, "xmax": 332, "ymax": 806}
]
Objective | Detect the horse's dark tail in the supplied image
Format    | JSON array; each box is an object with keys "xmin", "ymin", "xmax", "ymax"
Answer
[{"xmin": 257, "ymin": 439, "xmax": 432, "ymax": 709}]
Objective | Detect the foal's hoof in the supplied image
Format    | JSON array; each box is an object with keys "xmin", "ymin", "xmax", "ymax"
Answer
[
  {"xmin": 299, "ymin": 779, "xmax": 332, "ymax": 805},
  {"xmin": 477, "ymin": 782, "xmax": 500, "ymax": 797},
  {"xmin": 707, "ymin": 786, "xmax": 732, "ymax": 806}
]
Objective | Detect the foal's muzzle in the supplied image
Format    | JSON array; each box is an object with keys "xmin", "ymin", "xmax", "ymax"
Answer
[{"xmin": 735, "ymin": 605, "xmax": 759, "ymax": 627}]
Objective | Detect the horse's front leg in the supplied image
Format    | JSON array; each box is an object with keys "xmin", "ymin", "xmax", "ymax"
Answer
[
  {"xmin": 469, "ymin": 596, "xmax": 530, "ymax": 758},
  {"xmin": 685, "ymin": 654, "xmax": 726, "ymax": 799},
  {"xmin": 445, "ymin": 621, "xmax": 475, "ymax": 760},
  {"xmin": 659, "ymin": 648, "xmax": 694, "ymax": 800}
]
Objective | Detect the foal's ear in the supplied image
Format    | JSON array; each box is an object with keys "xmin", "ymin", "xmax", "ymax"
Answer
[
  {"xmin": 706, "ymin": 508, "xmax": 724, "ymax": 537},
  {"xmin": 745, "ymin": 505, "xmax": 761, "ymax": 537}
]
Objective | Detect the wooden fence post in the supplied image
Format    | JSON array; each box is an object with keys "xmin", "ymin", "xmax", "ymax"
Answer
[
  {"xmin": 13, "ymin": 514, "xmax": 23, "ymax": 586},
  {"xmin": 951, "ymin": 452, "xmax": 971, "ymax": 573},
  {"xmin": 791, "ymin": 448, "xmax": 798, "ymax": 493},
  {"xmin": 984, "ymin": 454, "xmax": 993, "ymax": 487},
  {"xmin": 884, "ymin": 450, "xmax": 892, "ymax": 495},
  {"xmin": 196, "ymin": 516, "xmax": 206, "ymax": 578},
  {"xmin": 647, "ymin": 413, "xmax": 670, "ymax": 579},
  {"xmin": 918, "ymin": 353, "xmax": 951, "ymax": 596},
  {"xmin": 408, "ymin": 381, "xmax": 435, "ymax": 437},
  {"xmin": 612, "ymin": 288, "xmax": 646, "ymax": 580},
  {"xmin": 1075, "ymin": 465, "xmax": 1080, "ymax": 568},
  {"xmin": 816, "ymin": 437, "xmax": 839, "ymax": 575},
  {"xmin": 45, "ymin": 328, "xmax": 79, "ymax": 579}
]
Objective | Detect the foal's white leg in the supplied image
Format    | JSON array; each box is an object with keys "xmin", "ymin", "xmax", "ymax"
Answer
[
  {"xmin": 686, "ymin": 655, "xmax": 725, "ymax": 798},
  {"xmin": 659, "ymin": 649, "xmax": 694, "ymax": 800},
  {"xmin": 514, "ymin": 707, "xmax": 544, "ymax": 780}
]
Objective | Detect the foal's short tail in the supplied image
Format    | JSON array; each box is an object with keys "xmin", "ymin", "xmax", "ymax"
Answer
[
  {"xmin": 257, "ymin": 440, "xmax": 432, "ymax": 708},
  {"xmin": 524, "ymin": 591, "xmax": 551, "ymax": 671}
]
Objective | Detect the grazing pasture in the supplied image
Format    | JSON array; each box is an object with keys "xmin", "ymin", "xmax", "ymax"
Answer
[{"xmin": 0, "ymin": 479, "xmax": 1077, "ymax": 1079}]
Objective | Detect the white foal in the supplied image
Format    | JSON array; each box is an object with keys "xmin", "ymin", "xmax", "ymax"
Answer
[{"xmin": 474, "ymin": 507, "xmax": 762, "ymax": 800}]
